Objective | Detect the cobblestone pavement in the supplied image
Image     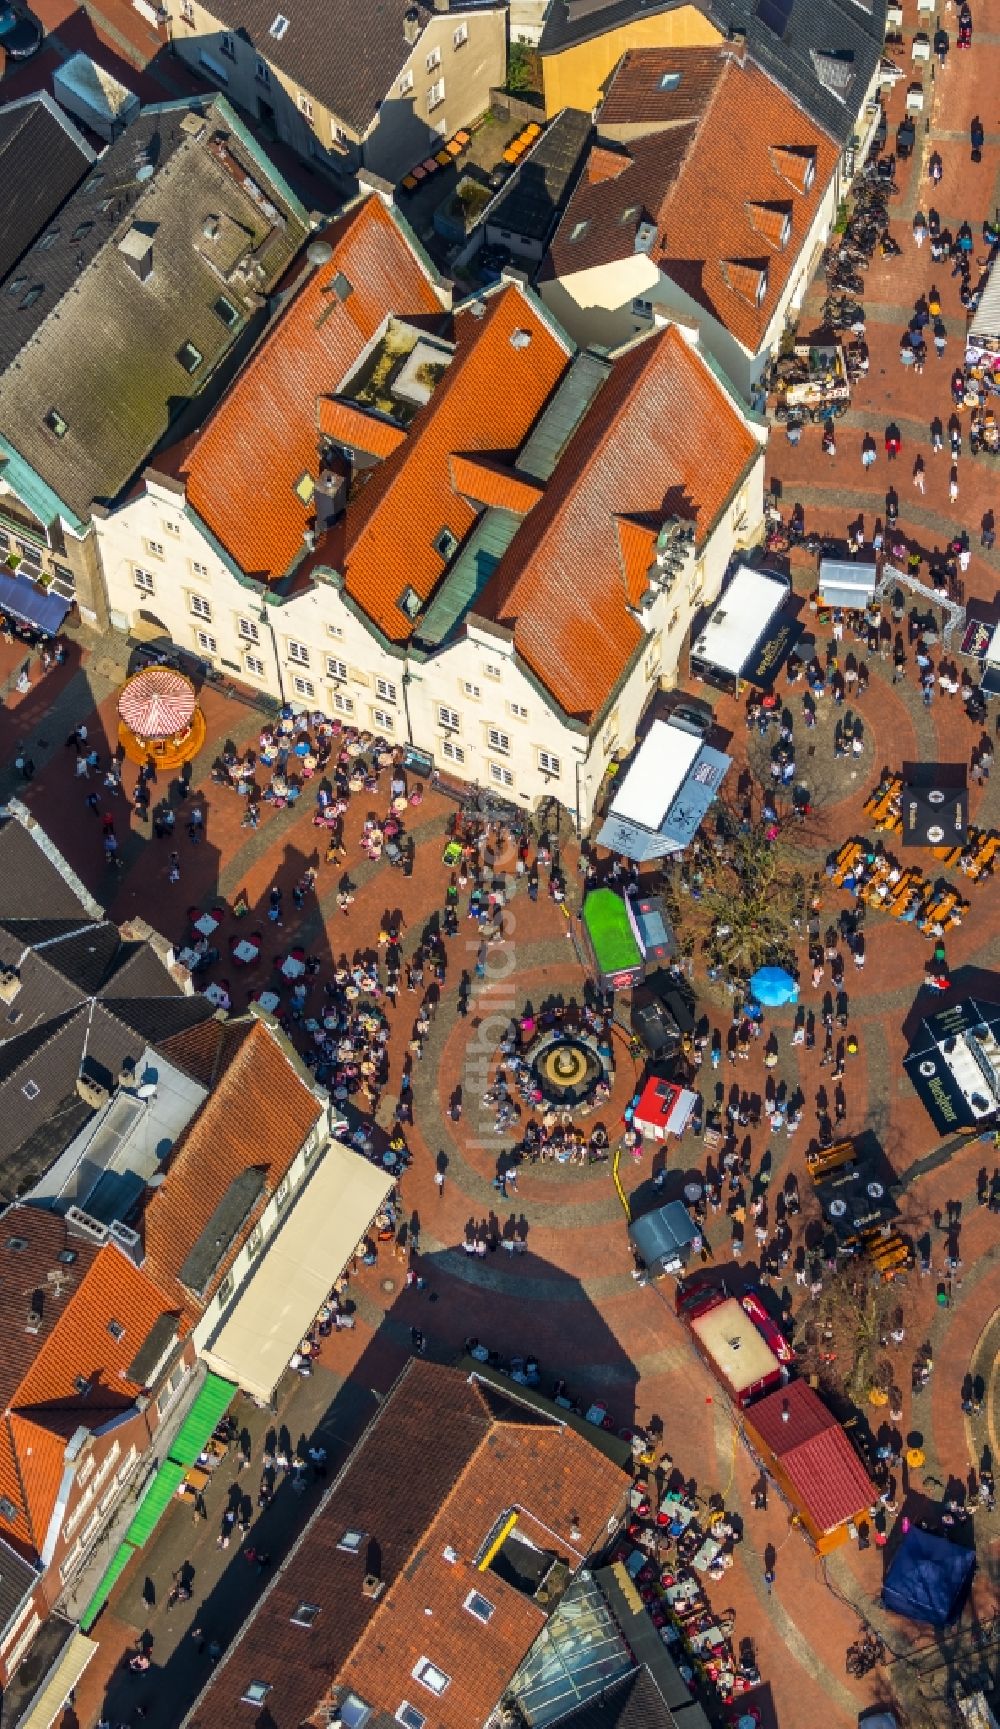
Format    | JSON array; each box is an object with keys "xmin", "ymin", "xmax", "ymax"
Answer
[{"xmin": 4, "ymin": 9, "xmax": 1000, "ymax": 1724}]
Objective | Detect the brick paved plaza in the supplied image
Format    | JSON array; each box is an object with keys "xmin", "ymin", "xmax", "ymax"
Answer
[{"xmin": 3, "ymin": 2, "xmax": 1000, "ymax": 1724}]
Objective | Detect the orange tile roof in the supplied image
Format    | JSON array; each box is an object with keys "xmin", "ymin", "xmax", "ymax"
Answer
[
  {"xmin": 0, "ymin": 1236, "xmax": 179, "ymax": 1552},
  {"xmin": 478, "ymin": 325, "xmax": 760, "ymax": 721},
  {"xmin": 596, "ymin": 43, "xmax": 734, "ymax": 127},
  {"xmin": 722, "ymin": 258, "xmax": 768, "ymax": 304},
  {"xmin": 747, "ymin": 200, "xmax": 792, "ymax": 247},
  {"xmin": 586, "ymin": 144, "xmax": 632, "ymax": 183},
  {"xmin": 449, "ymin": 453, "xmax": 544, "ymax": 514},
  {"xmin": 181, "ymin": 196, "xmax": 445, "ymax": 580},
  {"xmin": 318, "ymin": 398, "xmax": 408, "ymax": 460},
  {"xmin": 337, "ymin": 285, "xmax": 570, "ymax": 640},
  {"xmin": 143, "ymin": 1018, "xmax": 323, "ymax": 1320},
  {"xmin": 614, "ymin": 515, "xmax": 658, "ymax": 607},
  {"xmin": 546, "ymin": 49, "xmax": 839, "ymax": 354}
]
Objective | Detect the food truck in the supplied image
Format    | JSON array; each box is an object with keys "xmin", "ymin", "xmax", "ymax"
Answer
[
  {"xmin": 676, "ymin": 1280, "xmax": 789, "ymax": 1408},
  {"xmin": 689, "ymin": 565, "xmax": 793, "ymax": 695}
]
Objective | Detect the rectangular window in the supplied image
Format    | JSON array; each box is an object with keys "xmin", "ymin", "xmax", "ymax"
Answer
[
  {"xmin": 220, "ymin": 31, "xmax": 235, "ymax": 56},
  {"xmin": 216, "ymin": 1271, "xmax": 234, "ymax": 1307},
  {"xmin": 399, "ymin": 69, "xmax": 414, "ymax": 94},
  {"xmin": 427, "ymin": 79, "xmax": 445, "ymax": 110},
  {"xmin": 190, "ymin": 594, "xmax": 211, "ymax": 620},
  {"xmin": 333, "ymin": 692, "xmax": 354, "ymax": 714},
  {"xmin": 291, "ymin": 1601, "xmax": 321, "ymax": 1628},
  {"xmin": 176, "ymin": 342, "xmax": 203, "ymax": 375},
  {"xmin": 463, "ymin": 681, "xmax": 480, "ymax": 699},
  {"xmin": 192, "ymin": 561, "xmax": 208, "ymax": 577},
  {"xmin": 241, "ymin": 1683, "xmax": 271, "ymax": 1707},
  {"xmin": 293, "ymin": 676, "xmax": 315, "ymax": 698},
  {"xmin": 508, "ymin": 702, "xmax": 527, "ymax": 719},
  {"xmin": 145, "ymin": 539, "xmax": 164, "ymax": 558},
  {"xmin": 179, "ymin": 0, "xmax": 193, "ymax": 18},
  {"xmin": 196, "ymin": 631, "xmax": 217, "ymax": 655},
  {"xmin": 538, "ymin": 750, "xmax": 561, "ymax": 776},
  {"xmin": 328, "ymin": 623, "xmax": 344, "ymax": 638},
  {"xmin": 214, "ymin": 295, "xmax": 240, "ymax": 328},
  {"xmin": 288, "ymin": 641, "xmax": 309, "ymax": 665},
  {"xmin": 245, "ymin": 654, "xmax": 265, "ymax": 678},
  {"xmin": 238, "ymin": 618, "xmax": 260, "ymax": 643},
  {"xmin": 412, "ymin": 1660, "xmax": 450, "ymax": 1696},
  {"xmin": 490, "ymin": 762, "xmax": 514, "ymax": 788},
  {"xmin": 487, "ymin": 727, "xmax": 509, "ymax": 755},
  {"xmin": 464, "ymin": 1590, "xmax": 495, "ymax": 1622},
  {"xmin": 256, "ymin": 57, "xmax": 271, "ymax": 84},
  {"xmin": 484, "ymin": 662, "xmax": 501, "ymax": 679},
  {"xmin": 298, "ymin": 92, "xmax": 314, "ymax": 120},
  {"xmin": 632, "ymin": 297, "xmax": 654, "ymax": 318},
  {"xmin": 396, "ymin": 1707, "xmax": 425, "ymax": 1729},
  {"xmin": 269, "ymin": 11, "xmax": 288, "ymax": 36},
  {"xmin": 375, "ymin": 677, "xmax": 397, "ymax": 703},
  {"xmin": 246, "ymin": 1224, "xmax": 264, "ymax": 1258},
  {"xmin": 134, "ymin": 568, "xmax": 155, "ymax": 593},
  {"xmin": 438, "ymin": 705, "xmax": 459, "ymax": 730},
  {"xmin": 275, "ymin": 1175, "xmax": 291, "ymax": 1211},
  {"xmin": 425, "ymin": 46, "xmax": 441, "ymax": 70},
  {"xmin": 327, "ymin": 656, "xmax": 347, "ymax": 680},
  {"xmin": 442, "ymin": 740, "xmax": 465, "ymax": 764},
  {"xmin": 372, "ymin": 707, "xmax": 395, "ymax": 732},
  {"xmin": 453, "ymin": 21, "xmax": 468, "ymax": 46}
]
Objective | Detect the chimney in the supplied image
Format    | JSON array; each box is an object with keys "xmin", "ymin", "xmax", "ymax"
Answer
[
  {"xmin": 403, "ymin": 5, "xmax": 421, "ymax": 44},
  {"xmin": 362, "ymin": 1573, "xmax": 385, "ymax": 1600}
]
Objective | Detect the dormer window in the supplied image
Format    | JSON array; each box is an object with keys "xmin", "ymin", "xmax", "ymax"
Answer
[
  {"xmin": 781, "ymin": 211, "xmax": 792, "ymax": 246},
  {"xmin": 803, "ymin": 156, "xmax": 816, "ymax": 190},
  {"xmin": 756, "ymin": 268, "xmax": 768, "ymax": 305}
]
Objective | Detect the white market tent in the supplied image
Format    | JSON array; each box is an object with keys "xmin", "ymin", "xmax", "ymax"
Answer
[
  {"xmin": 202, "ymin": 1140, "xmax": 393, "ymax": 1402},
  {"xmin": 611, "ymin": 721, "xmax": 701, "ymax": 828}
]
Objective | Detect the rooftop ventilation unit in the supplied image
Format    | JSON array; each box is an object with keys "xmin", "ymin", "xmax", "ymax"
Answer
[{"xmin": 634, "ymin": 221, "xmax": 657, "ymax": 254}]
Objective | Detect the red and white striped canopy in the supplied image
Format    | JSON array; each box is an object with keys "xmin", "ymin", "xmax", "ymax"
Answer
[{"xmin": 118, "ymin": 666, "xmax": 196, "ymax": 738}]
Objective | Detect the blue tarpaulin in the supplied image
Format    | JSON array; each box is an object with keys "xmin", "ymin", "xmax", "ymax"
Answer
[
  {"xmin": 0, "ymin": 569, "xmax": 70, "ymax": 634},
  {"xmin": 883, "ymin": 1527, "xmax": 975, "ymax": 1626}
]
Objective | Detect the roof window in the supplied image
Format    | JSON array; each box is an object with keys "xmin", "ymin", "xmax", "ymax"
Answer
[
  {"xmin": 0, "ymin": 1499, "xmax": 17, "ymax": 1524},
  {"xmin": 6, "ymin": 1237, "xmax": 28, "ymax": 1252},
  {"xmin": 396, "ymin": 1708, "xmax": 425, "ymax": 1729},
  {"xmin": 269, "ymin": 12, "xmax": 289, "ymax": 36},
  {"xmin": 177, "ymin": 341, "xmax": 203, "ymax": 375},
  {"xmin": 331, "ymin": 271, "xmax": 353, "ymax": 302},
  {"xmin": 214, "ymin": 294, "xmax": 240, "ymax": 328},
  {"xmin": 38, "ymin": 228, "xmax": 60, "ymax": 251},
  {"xmin": 107, "ymin": 1319, "xmax": 126, "ymax": 1341},
  {"xmin": 44, "ymin": 409, "xmax": 68, "ymax": 439},
  {"xmin": 71, "ymin": 220, "xmax": 93, "ymax": 243},
  {"xmin": 339, "ymin": 1698, "xmax": 373, "ymax": 1729},
  {"xmin": 659, "ymin": 70, "xmax": 682, "ymax": 89},
  {"xmin": 434, "ymin": 527, "xmax": 459, "ymax": 561},
  {"xmin": 337, "ymin": 1528, "xmax": 365, "ymax": 1555},
  {"xmin": 6, "ymin": 276, "xmax": 27, "ymax": 297},
  {"xmin": 569, "ymin": 220, "xmax": 590, "ymax": 243},
  {"xmin": 21, "ymin": 287, "xmax": 43, "ymax": 309},
  {"xmin": 73, "ymin": 1375, "xmax": 92, "ymax": 1397},
  {"xmin": 293, "ymin": 472, "xmax": 315, "ymax": 506},
  {"xmin": 464, "ymin": 1589, "xmax": 495, "ymax": 1623},
  {"xmin": 291, "ymin": 1602, "xmax": 321, "ymax": 1626},
  {"xmin": 241, "ymin": 1682, "xmax": 272, "ymax": 1706},
  {"xmin": 399, "ymin": 585, "xmax": 422, "ymax": 619},
  {"xmin": 57, "ymin": 1249, "xmax": 78, "ymax": 1265},
  {"xmin": 412, "ymin": 1659, "xmax": 450, "ymax": 1696},
  {"xmin": 21, "ymin": 1080, "xmax": 39, "ymax": 1100}
]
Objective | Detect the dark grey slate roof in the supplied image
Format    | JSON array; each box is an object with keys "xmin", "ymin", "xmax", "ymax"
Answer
[
  {"xmin": 0, "ymin": 821, "xmax": 93, "ymax": 920},
  {"xmin": 0, "ymin": 96, "xmax": 307, "ymax": 520},
  {"xmin": 0, "ymin": 94, "xmax": 94, "ymax": 283},
  {"xmin": 196, "ymin": 0, "xmax": 431, "ymax": 135},
  {"xmin": 557, "ymin": 1668, "xmax": 687, "ymax": 1728},
  {"xmin": 178, "ymin": 1166, "xmax": 268, "ymax": 1296},
  {"xmin": 0, "ymin": 1535, "xmax": 38, "ymax": 1641},
  {"xmin": 539, "ymin": 0, "xmax": 887, "ymax": 143},
  {"xmin": 485, "ymin": 107, "xmax": 592, "ymax": 245},
  {"xmin": 126, "ymin": 1309, "xmax": 182, "ymax": 1385}
]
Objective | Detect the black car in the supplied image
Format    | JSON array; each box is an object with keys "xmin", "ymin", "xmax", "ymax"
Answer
[{"xmin": 0, "ymin": 4, "xmax": 43, "ymax": 56}]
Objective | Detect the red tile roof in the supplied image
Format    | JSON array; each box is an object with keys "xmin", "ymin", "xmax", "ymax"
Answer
[
  {"xmin": 478, "ymin": 325, "xmax": 760, "ymax": 720},
  {"xmin": 337, "ymin": 285, "xmax": 570, "ymax": 640},
  {"xmin": 143, "ymin": 1018, "xmax": 323, "ymax": 1320},
  {"xmin": 181, "ymin": 196, "xmax": 445, "ymax": 579},
  {"xmin": 186, "ymin": 1363, "xmax": 627, "ymax": 1729},
  {"xmin": 318, "ymin": 398, "xmax": 408, "ymax": 460},
  {"xmin": 450, "ymin": 453, "xmax": 545, "ymax": 514},
  {"xmin": 746, "ymin": 1380, "xmax": 875, "ymax": 1535},
  {"xmin": 0, "ymin": 1216, "xmax": 179, "ymax": 1555},
  {"xmin": 546, "ymin": 48, "xmax": 839, "ymax": 354}
]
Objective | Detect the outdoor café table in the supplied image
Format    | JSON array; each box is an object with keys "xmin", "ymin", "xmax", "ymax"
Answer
[
  {"xmin": 193, "ymin": 912, "xmax": 220, "ymax": 937},
  {"xmin": 692, "ymin": 1537, "xmax": 722, "ymax": 1573},
  {"xmin": 659, "ymin": 1497, "xmax": 697, "ymax": 1533},
  {"xmin": 177, "ymin": 946, "xmax": 200, "ymax": 970},
  {"xmin": 204, "ymin": 983, "xmax": 230, "ymax": 1010},
  {"xmin": 281, "ymin": 954, "xmax": 306, "ymax": 980},
  {"xmin": 688, "ymin": 1625, "xmax": 724, "ymax": 1655},
  {"xmin": 257, "ymin": 990, "xmax": 280, "ymax": 1013},
  {"xmin": 664, "ymin": 1579, "xmax": 700, "ymax": 1607},
  {"xmin": 233, "ymin": 938, "xmax": 259, "ymax": 964}
]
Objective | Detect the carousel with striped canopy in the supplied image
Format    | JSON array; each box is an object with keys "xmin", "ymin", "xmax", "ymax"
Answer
[{"xmin": 116, "ymin": 664, "xmax": 206, "ymax": 769}]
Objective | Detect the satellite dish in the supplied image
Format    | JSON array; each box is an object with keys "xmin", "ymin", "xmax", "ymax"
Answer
[
  {"xmin": 137, "ymin": 1083, "xmax": 157, "ymax": 1099},
  {"xmin": 307, "ymin": 239, "xmax": 333, "ymax": 267},
  {"xmin": 136, "ymin": 164, "xmax": 155, "ymax": 183}
]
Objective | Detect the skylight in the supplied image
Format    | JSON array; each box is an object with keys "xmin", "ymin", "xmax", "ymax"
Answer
[
  {"xmin": 569, "ymin": 220, "xmax": 590, "ymax": 243},
  {"xmin": 337, "ymin": 1528, "xmax": 365, "ymax": 1555},
  {"xmin": 269, "ymin": 12, "xmax": 289, "ymax": 36},
  {"xmin": 659, "ymin": 70, "xmax": 682, "ymax": 89},
  {"xmin": 291, "ymin": 1602, "xmax": 321, "ymax": 1626},
  {"xmin": 45, "ymin": 408, "xmax": 69, "ymax": 439},
  {"xmin": 241, "ymin": 1682, "xmax": 272, "ymax": 1706}
]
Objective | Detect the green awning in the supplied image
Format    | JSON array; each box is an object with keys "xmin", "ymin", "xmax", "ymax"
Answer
[
  {"xmin": 168, "ymin": 1372, "xmax": 235, "ymax": 1468},
  {"xmin": 124, "ymin": 1459, "xmax": 186, "ymax": 1547},
  {"xmin": 80, "ymin": 1541, "xmax": 135, "ymax": 1632}
]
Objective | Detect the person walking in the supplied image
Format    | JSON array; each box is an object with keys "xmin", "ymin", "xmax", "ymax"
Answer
[
  {"xmin": 949, "ymin": 467, "xmax": 960, "ymax": 504},
  {"xmin": 913, "ymin": 456, "xmax": 926, "ymax": 494}
]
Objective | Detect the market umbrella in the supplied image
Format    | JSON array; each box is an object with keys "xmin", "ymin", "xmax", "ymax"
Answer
[
  {"xmin": 748, "ymin": 966, "xmax": 799, "ymax": 1006},
  {"xmin": 118, "ymin": 666, "xmax": 195, "ymax": 739}
]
